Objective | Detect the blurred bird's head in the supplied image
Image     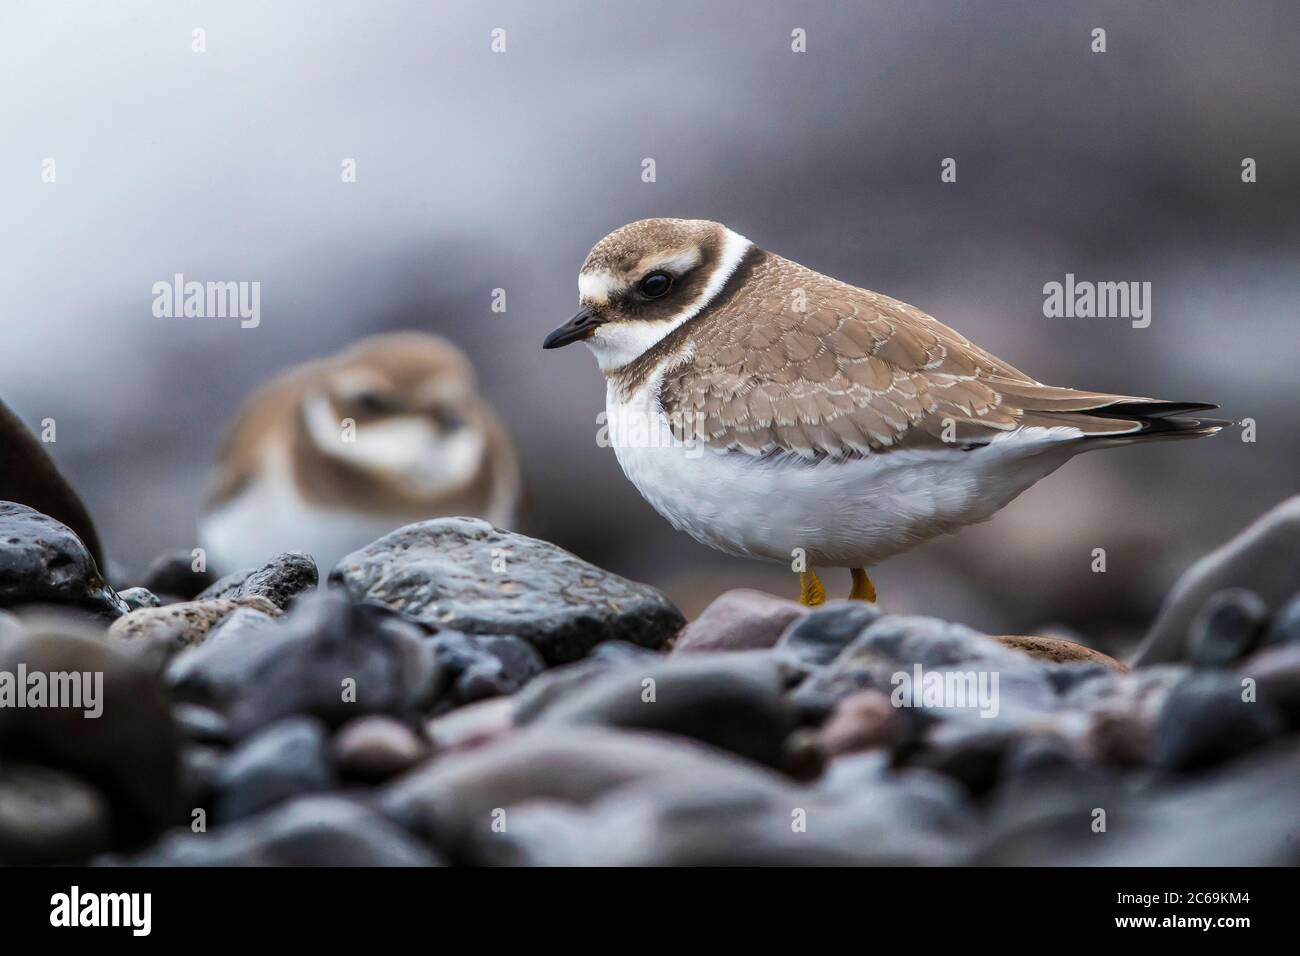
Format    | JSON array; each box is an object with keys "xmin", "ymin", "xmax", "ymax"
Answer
[
  {"xmin": 544, "ymin": 218, "xmax": 753, "ymax": 370},
  {"xmin": 300, "ymin": 333, "xmax": 490, "ymax": 490}
]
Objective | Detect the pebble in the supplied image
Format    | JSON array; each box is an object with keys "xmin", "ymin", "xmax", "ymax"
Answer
[
  {"xmin": 814, "ymin": 689, "xmax": 900, "ymax": 756},
  {"xmin": 522, "ymin": 652, "xmax": 804, "ymax": 773},
  {"xmin": 1187, "ymin": 588, "xmax": 1268, "ymax": 667},
  {"xmin": 1262, "ymin": 590, "xmax": 1300, "ymax": 648},
  {"xmin": 0, "ymin": 502, "xmax": 127, "ymax": 617},
  {"xmin": 1135, "ymin": 493, "xmax": 1300, "ymax": 664},
  {"xmin": 428, "ymin": 630, "xmax": 545, "ymax": 710},
  {"xmin": 196, "ymin": 551, "xmax": 318, "ymax": 611},
  {"xmin": 671, "ymin": 588, "xmax": 808, "ymax": 654},
  {"xmin": 330, "ymin": 517, "xmax": 684, "ymax": 664},
  {"xmin": 0, "ymin": 762, "xmax": 111, "ymax": 865},
  {"xmin": 140, "ymin": 549, "xmax": 217, "ymax": 601},
  {"xmin": 168, "ymin": 590, "xmax": 439, "ymax": 740},
  {"xmin": 334, "ymin": 715, "xmax": 429, "ymax": 781},
  {"xmin": 107, "ymin": 595, "xmax": 281, "ymax": 666},
  {"xmin": 212, "ymin": 717, "xmax": 335, "ymax": 823},
  {"xmin": 1152, "ymin": 672, "xmax": 1285, "ymax": 771},
  {"xmin": 118, "ymin": 586, "xmax": 162, "ymax": 610},
  {"xmin": 775, "ymin": 600, "xmax": 882, "ymax": 666},
  {"xmin": 0, "ymin": 622, "xmax": 180, "ymax": 841}
]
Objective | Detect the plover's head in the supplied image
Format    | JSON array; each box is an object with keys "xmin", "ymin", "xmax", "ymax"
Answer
[
  {"xmin": 299, "ymin": 333, "xmax": 492, "ymax": 492},
  {"xmin": 543, "ymin": 218, "xmax": 752, "ymax": 370}
]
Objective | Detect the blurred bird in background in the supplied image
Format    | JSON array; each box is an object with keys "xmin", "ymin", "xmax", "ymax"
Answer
[{"xmin": 198, "ymin": 333, "xmax": 521, "ymax": 574}]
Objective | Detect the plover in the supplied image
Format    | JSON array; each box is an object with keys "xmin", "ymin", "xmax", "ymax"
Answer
[
  {"xmin": 544, "ymin": 218, "xmax": 1223, "ymax": 606},
  {"xmin": 200, "ymin": 332, "xmax": 520, "ymax": 575}
]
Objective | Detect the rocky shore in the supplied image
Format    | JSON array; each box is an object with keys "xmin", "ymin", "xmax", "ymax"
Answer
[{"xmin": 1, "ymin": 501, "xmax": 1298, "ymax": 866}]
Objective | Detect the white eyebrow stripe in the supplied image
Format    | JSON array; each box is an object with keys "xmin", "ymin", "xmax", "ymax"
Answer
[
  {"xmin": 578, "ymin": 270, "xmax": 623, "ymax": 304},
  {"xmin": 639, "ymin": 247, "xmax": 703, "ymax": 276}
]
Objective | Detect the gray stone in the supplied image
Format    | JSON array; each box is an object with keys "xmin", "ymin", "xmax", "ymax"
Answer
[
  {"xmin": 330, "ymin": 517, "xmax": 684, "ymax": 664},
  {"xmin": 118, "ymin": 587, "xmax": 162, "ymax": 611},
  {"xmin": 0, "ymin": 502, "xmax": 127, "ymax": 617},
  {"xmin": 0, "ymin": 762, "xmax": 111, "ymax": 864},
  {"xmin": 1263, "ymin": 590, "xmax": 1300, "ymax": 648},
  {"xmin": 167, "ymin": 590, "xmax": 439, "ymax": 739},
  {"xmin": 1241, "ymin": 642, "xmax": 1300, "ymax": 728},
  {"xmin": 428, "ymin": 630, "xmax": 545, "ymax": 709},
  {"xmin": 212, "ymin": 717, "xmax": 335, "ymax": 823},
  {"xmin": 165, "ymin": 606, "xmax": 280, "ymax": 705},
  {"xmin": 0, "ymin": 623, "xmax": 180, "ymax": 840},
  {"xmin": 776, "ymin": 600, "xmax": 882, "ymax": 666},
  {"xmin": 671, "ymin": 588, "xmax": 808, "ymax": 654},
  {"xmin": 140, "ymin": 549, "xmax": 216, "ymax": 601},
  {"xmin": 196, "ymin": 552, "xmax": 318, "ymax": 611},
  {"xmin": 521, "ymin": 652, "xmax": 806, "ymax": 773},
  {"xmin": 1188, "ymin": 588, "xmax": 1268, "ymax": 667},
  {"xmin": 1135, "ymin": 494, "xmax": 1300, "ymax": 665},
  {"xmin": 127, "ymin": 796, "xmax": 441, "ymax": 866},
  {"xmin": 1152, "ymin": 672, "xmax": 1285, "ymax": 771}
]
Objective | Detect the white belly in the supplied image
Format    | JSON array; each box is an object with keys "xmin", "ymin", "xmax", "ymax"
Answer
[
  {"xmin": 607, "ymin": 382, "xmax": 1080, "ymax": 568},
  {"xmin": 198, "ymin": 452, "xmax": 418, "ymax": 577}
]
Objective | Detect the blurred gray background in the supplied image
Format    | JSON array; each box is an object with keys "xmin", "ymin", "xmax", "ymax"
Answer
[{"xmin": 2, "ymin": 1, "xmax": 1297, "ymax": 650}]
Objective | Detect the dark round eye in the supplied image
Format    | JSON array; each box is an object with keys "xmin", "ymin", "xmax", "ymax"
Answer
[
  {"xmin": 354, "ymin": 391, "xmax": 397, "ymax": 415},
  {"xmin": 639, "ymin": 271, "xmax": 673, "ymax": 299}
]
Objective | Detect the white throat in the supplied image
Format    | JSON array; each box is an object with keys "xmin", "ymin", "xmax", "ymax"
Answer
[{"xmin": 583, "ymin": 227, "xmax": 752, "ymax": 372}]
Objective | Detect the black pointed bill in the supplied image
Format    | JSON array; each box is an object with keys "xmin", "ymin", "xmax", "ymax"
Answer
[{"xmin": 543, "ymin": 307, "xmax": 604, "ymax": 349}]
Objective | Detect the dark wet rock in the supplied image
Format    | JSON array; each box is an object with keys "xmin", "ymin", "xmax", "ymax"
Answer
[
  {"xmin": 1135, "ymin": 494, "xmax": 1300, "ymax": 665},
  {"xmin": 1241, "ymin": 642, "xmax": 1300, "ymax": 728},
  {"xmin": 428, "ymin": 631, "xmax": 545, "ymax": 709},
  {"xmin": 196, "ymin": 552, "xmax": 318, "ymax": 611},
  {"xmin": 140, "ymin": 549, "xmax": 217, "ymax": 601},
  {"xmin": 0, "ymin": 399, "xmax": 106, "ymax": 568},
  {"xmin": 0, "ymin": 502, "xmax": 127, "ymax": 617},
  {"xmin": 814, "ymin": 689, "xmax": 900, "ymax": 756},
  {"xmin": 520, "ymin": 652, "xmax": 806, "ymax": 773},
  {"xmin": 0, "ymin": 622, "xmax": 180, "ymax": 841},
  {"xmin": 118, "ymin": 587, "xmax": 161, "ymax": 611},
  {"xmin": 167, "ymin": 591, "xmax": 438, "ymax": 740},
  {"xmin": 1152, "ymin": 672, "xmax": 1285, "ymax": 771},
  {"xmin": 0, "ymin": 762, "xmax": 112, "ymax": 864},
  {"xmin": 127, "ymin": 796, "xmax": 441, "ymax": 866},
  {"xmin": 1187, "ymin": 588, "xmax": 1268, "ymax": 667},
  {"xmin": 776, "ymin": 600, "xmax": 881, "ymax": 666},
  {"xmin": 671, "ymin": 588, "xmax": 808, "ymax": 654},
  {"xmin": 334, "ymin": 715, "xmax": 428, "ymax": 782},
  {"xmin": 107, "ymin": 596, "xmax": 281, "ymax": 667},
  {"xmin": 1262, "ymin": 590, "xmax": 1300, "ymax": 648},
  {"xmin": 379, "ymin": 725, "xmax": 791, "ymax": 862},
  {"xmin": 990, "ymin": 634, "xmax": 1126, "ymax": 670},
  {"xmin": 212, "ymin": 717, "xmax": 334, "ymax": 823},
  {"xmin": 330, "ymin": 517, "xmax": 684, "ymax": 665}
]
